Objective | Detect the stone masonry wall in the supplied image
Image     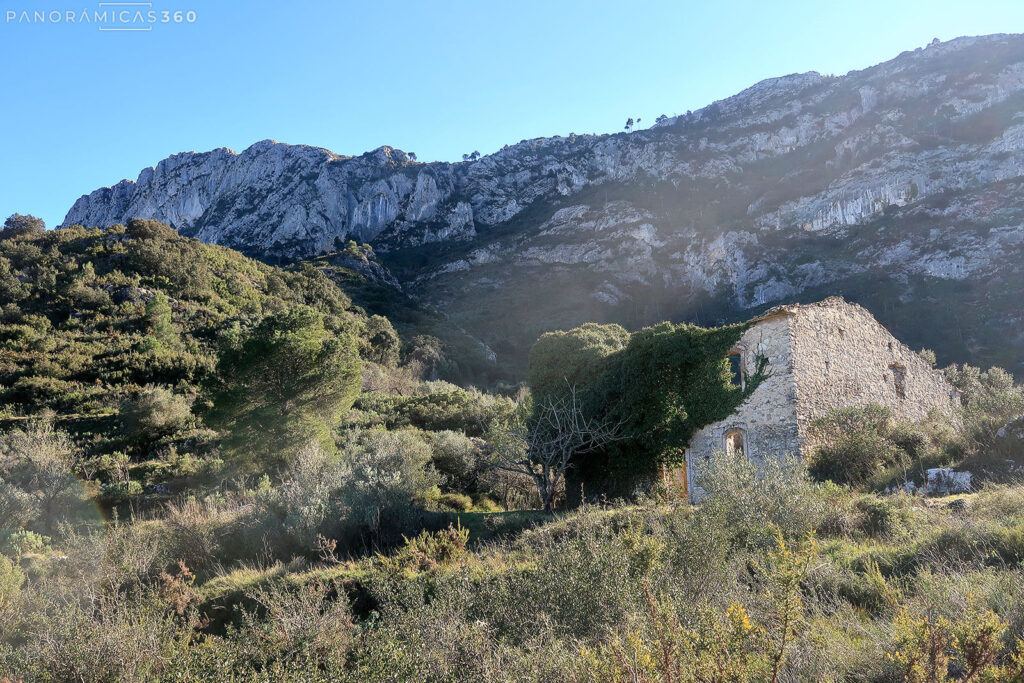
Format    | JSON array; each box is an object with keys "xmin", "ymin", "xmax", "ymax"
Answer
[
  {"xmin": 682, "ymin": 297, "xmax": 959, "ymax": 502},
  {"xmin": 685, "ymin": 312, "xmax": 800, "ymax": 501},
  {"xmin": 789, "ymin": 298, "xmax": 959, "ymax": 452}
]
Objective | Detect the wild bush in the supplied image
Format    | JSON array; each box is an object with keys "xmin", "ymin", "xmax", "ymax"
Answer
[
  {"xmin": 889, "ymin": 602, "xmax": 1024, "ymax": 682},
  {"xmin": 378, "ymin": 522, "xmax": 470, "ymax": 573},
  {"xmin": 696, "ymin": 450, "xmax": 825, "ymax": 547},
  {"xmin": 240, "ymin": 578, "xmax": 355, "ymax": 669},
  {"xmin": 0, "ymin": 422, "xmax": 93, "ymax": 535},
  {"xmin": 0, "ymin": 554, "xmax": 24, "ymax": 637},
  {"xmin": 945, "ymin": 364, "xmax": 1024, "ymax": 472},
  {"xmin": 360, "ymin": 315, "xmax": 401, "ymax": 367},
  {"xmin": 427, "ymin": 430, "xmax": 482, "ymax": 488},
  {"xmin": 120, "ymin": 385, "xmax": 193, "ymax": 449},
  {"xmin": 339, "ymin": 429, "xmax": 440, "ymax": 545},
  {"xmin": 807, "ymin": 405, "xmax": 946, "ymax": 488},
  {"xmin": 276, "ymin": 440, "xmax": 347, "ymax": 548}
]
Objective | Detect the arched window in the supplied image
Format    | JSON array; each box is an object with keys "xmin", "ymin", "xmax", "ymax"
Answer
[{"xmin": 724, "ymin": 428, "xmax": 746, "ymax": 457}]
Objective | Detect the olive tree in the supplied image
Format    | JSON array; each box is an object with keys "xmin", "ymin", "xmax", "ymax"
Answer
[{"xmin": 0, "ymin": 422, "xmax": 90, "ymax": 535}]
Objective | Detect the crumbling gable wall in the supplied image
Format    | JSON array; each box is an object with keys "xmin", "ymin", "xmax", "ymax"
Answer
[
  {"xmin": 789, "ymin": 297, "xmax": 959, "ymax": 453},
  {"xmin": 683, "ymin": 297, "xmax": 960, "ymax": 502},
  {"xmin": 685, "ymin": 311, "xmax": 800, "ymax": 499}
]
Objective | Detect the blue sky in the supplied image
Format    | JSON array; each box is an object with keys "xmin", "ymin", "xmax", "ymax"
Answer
[{"xmin": 2, "ymin": 0, "xmax": 1023, "ymax": 229}]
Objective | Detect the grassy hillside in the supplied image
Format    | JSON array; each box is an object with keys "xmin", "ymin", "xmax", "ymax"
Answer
[
  {"xmin": 6, "ymin": 451, "xmax": 1024, "ymax": 680},
  {"xmin": 0, "ymin": 217, "xmax": 524, "ymax": 514}
]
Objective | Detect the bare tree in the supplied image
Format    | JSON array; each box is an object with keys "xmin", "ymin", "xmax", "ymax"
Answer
[{"xmin": 489, "ymin": 386, "xmax": 620, "ymax": 513}]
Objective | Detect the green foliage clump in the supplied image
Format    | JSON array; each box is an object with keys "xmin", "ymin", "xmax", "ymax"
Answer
[
  {"xmin": 339, "ymin": 429, "xmax": 441, "ymax": 543},
  {"xmin": 142, "ymin": 291, "xmax": 179, "ymax": 350},
  {"xmin": 0, "ymin": 423, "xmax": 93, "ymax": 535},
  {"xmin": 1, "ymin": 213, "xmax": 45, "ymax": 239},
  {"xmin": 427, "ymin": 430, "xmax": 483, "ymax": 489},
  {"xmin": 529, "ymin": 319, "xmax": 764, "ymax": 490},
  {"xmin": 351, "ymin": 388, "xmax": 514, "ymax": 437},
  {"xmin": 378, "ymin": 522, "xmax": 470, "ymax": 573},
  {"xmin": 360, "ymin": 315, "xmax": 401, "ymax": 367},
  {"xmin": 208, "ymin": 306, "xmax": 361, "ymax": 468},
  {"xmin": 4, "ymin": 529, "xmax": 51, "ymax": 559},
  {"xmin": 431, "ymin": 491, "xmax": 474, "ymax": 513},
  {"xmin": 808, "ymin": 404, "xmax": 963, "ymax": 489},
  {"xmin": 697, "ymin": 450, "xmax": 825, "ymax": 547},
  {"xmin": 944, "ymin": 363, "xmax": 1024, "ymax": 471},
  {"xmin": 528, "ymin": 322, "xmax": 630, "ymax": 397},
  {"xmin": 120, "ymin": 385, "xmax": 193, "ymax": 449},
  {"xmin": 809, "ymin": 405, "xmax": 915, "ymax": 487},
  {"xmin": 0, "ymin": 553, "xmax": 24, "ymax": 609}
]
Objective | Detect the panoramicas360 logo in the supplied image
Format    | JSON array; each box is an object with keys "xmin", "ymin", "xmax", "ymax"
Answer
[{"xmin": 5, "ymin": 3, "xmax": 197, "ymax": 31}]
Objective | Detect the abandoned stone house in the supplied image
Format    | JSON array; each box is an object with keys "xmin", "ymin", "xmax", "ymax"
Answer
[{"xmin": 680, "ymin": 297, "xmax": 960, "ymax": 502}]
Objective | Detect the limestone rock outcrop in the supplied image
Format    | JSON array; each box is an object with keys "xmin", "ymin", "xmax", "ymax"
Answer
[{"xmin": 62, "ymin": 34, "xmax": 1024, "ymax": 374}]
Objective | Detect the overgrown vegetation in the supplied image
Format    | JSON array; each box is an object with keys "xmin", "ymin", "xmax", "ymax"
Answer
[
  {"xmin": 806, "ymin": 360, "xmax": 1024, "ymax": 490},
  {"xmin": 6, "ymin": 446, "xmax": 1024, "ymax": 680},
  {"xmin": 528, "ymin": 319, "xmax": 767, "ymax": 495},
  {"xmin": 2, "ymin": 215, "xmax": 1024, "ymax": 680}
]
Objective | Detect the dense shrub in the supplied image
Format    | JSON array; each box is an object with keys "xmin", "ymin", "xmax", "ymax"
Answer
[
  {"xmin": 120, "ymin": 385, "xmax": 193, "ymax": 448},
  {"xmin": 427, "ymin": 430, "xmax": 483, "ymax": 488},
  {"xmin": 351, "ymin": 388, "xmax": 514, "ymax": 437},
  {"xmin": 944, "ymin": 363, "xmax": 1024, "ymax": 473},
  {"xmin": 696, "ymin": 450, "xmax": 826, "ymax": 546},
  {"xmin": 808, "ymin": 405, "xmax": 941, "ymax": 488},
  {"xmin": 338, "ymin": 429, "xmax": 440, "ymax": 544},
  {"xmin": 0, "ymin": 423, "xmax": 94, "ymax": 535},
  {"xmin": 4, "ymin": 451, "xmax": 1024, "ymax": 680},
  {"xmin": 360, "ymin": 315, "xmax": 401, "ymax": 367}
]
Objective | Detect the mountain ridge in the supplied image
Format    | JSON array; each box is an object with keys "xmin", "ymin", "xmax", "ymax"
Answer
[{"xmin": 61, "ymin": 33, "xmax": 1024, "ymax": 376}]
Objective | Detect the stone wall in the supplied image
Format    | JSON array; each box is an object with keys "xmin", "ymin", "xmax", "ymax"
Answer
[
  {"xmin": 789, "ymin": 297, "xmax": 959, "ymax": 452},
  {"xmin": 683, "ymin": 297, "xmax": 959, "ymax": 502},
  {"xmin": 685, "ymin": 312, "xmax": 800, "ymax": 501}
]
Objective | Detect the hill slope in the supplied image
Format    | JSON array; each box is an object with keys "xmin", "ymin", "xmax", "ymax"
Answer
[{"xmin": 0, "ymin": 219, "xmax": 369, "ymax": 420}]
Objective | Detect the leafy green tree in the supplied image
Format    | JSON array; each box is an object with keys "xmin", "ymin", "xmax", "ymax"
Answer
[
  {"xmin": 361, "ymin": 314, "xmax": 401, "ymax": 367},
  {"xmin": 209, "ymin": 306, "xmax": 361, "ymax": 468},
  {"xmin": 144, "ymin": 292, "xmax": 178, "ymax": 348},
  {"xmin": 1, "ymin": 214, "xmax": 45, "ymax": 239}
]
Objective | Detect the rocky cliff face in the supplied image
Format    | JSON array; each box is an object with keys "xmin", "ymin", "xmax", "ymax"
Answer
[{"xmin": 63, "ymin": 34, "xmax": 1024, "ymax": 375}]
